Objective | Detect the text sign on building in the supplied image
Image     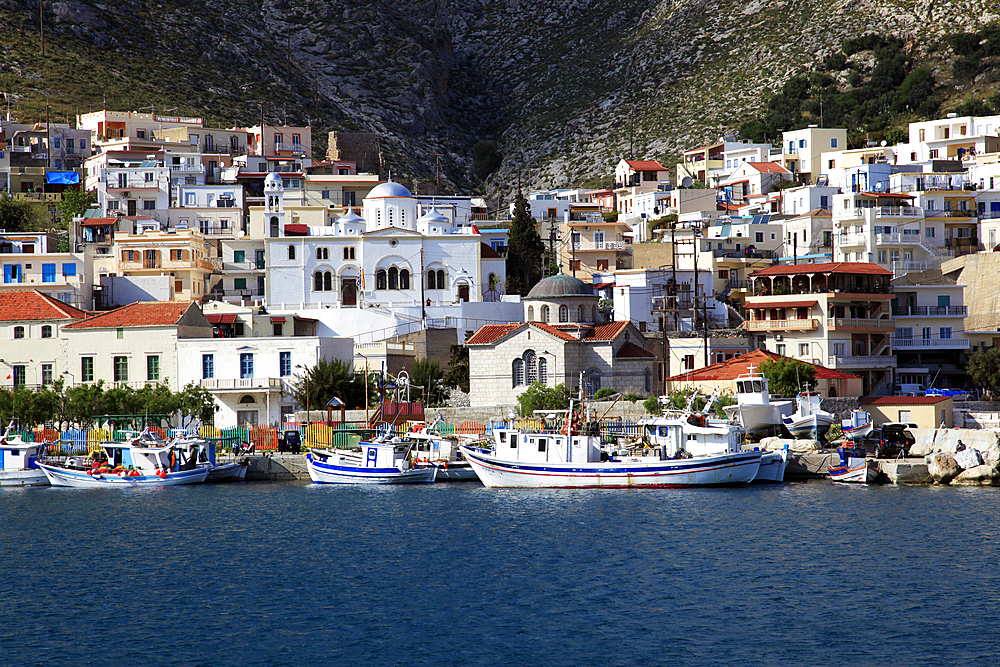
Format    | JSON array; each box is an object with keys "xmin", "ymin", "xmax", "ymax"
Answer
[{"xmin": 154, "ymin": 115, "xmax": 204, "ymax": 125}]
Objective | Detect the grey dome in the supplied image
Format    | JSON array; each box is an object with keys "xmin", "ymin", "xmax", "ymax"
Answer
[
  {"xmin": 366, "ymin": 179, "xmax": 412, "ymax": 199},
  {"xmin": 526, "ymin": 274, "xmax": 595, "ymax": 298}
]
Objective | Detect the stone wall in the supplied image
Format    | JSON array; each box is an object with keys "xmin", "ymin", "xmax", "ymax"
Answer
[
  {"xmin": 821, "ymin": 397, "xmax": 860, "ymax": 422},
  {"xmin": 326, "ymin": 131, "xmax": 382, "ymax": 176}
]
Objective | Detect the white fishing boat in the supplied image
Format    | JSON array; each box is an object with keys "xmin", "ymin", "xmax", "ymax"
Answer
[
  {"xmin": 170, "ymin": 432, "xmax": 248, "ymax": 482},
  {"xmin": 841, "ymin": 410, "xmax": 874, "ymax": 441},
  {"xmin": 461, "ymin": 392, "xmax": 761, "ymax": 489},
  {"xmin": 0, "ymin": 422, "xmax": 49, "ymax": 487},
  {"xmin": 306, "ymin": 440, "xmax": 437, "ymax": 484},
  {"xmin": 782, "ymin": 388, "xmax": 835, "ymax": 440},
  {"xmin": 828, "ymin": 443, "xmax": 879, "ymax": 484},
  {"xmin": 752, "ymin": 444, "xmax": 790, "ymax": 484},
  {"xmin": 400, "ymin": 422, "xmax": 478, "ymax": 481},
  {"xmin": 722, "ymin": 367, "xmax": 794, "ymax": 433},
  {"xmin": 37, "ymin": 429, "xmax": 209, "ymax": 487}
]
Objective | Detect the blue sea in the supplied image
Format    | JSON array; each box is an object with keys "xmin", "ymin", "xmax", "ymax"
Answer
[{"xmin": 2, "ymin": 481, "xmax": 1000, "ymax": 666}]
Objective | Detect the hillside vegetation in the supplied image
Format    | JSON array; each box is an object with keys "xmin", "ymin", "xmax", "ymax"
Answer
[{"xmin": 1, "ymin": 0, "xmax": 998, "ymax": 198}]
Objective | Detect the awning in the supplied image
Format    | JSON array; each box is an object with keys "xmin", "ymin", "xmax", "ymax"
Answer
[
  {"xmin": 206, "ymin": 313, "xmax": 237, "ymax": 324},
  {"xmin": 744, "ymin": 300, "xmax": 818, "ymax": 309},
  {"xmin": 284, "ymin": 223, "xmax": 308, "ymax": 236},
  {"xmin": 80, "ymin": 218, "xmax": 118, "ymax": 227},
  {"xmin": 270, "ymin": 316, "xmax": 287, "ymax": 323},
  {"xmin": 592, "ymin": 282, "xmax": 615, "ymax": 289},
  {"xmin": 46, "ymin": 171, "xmax": 80, "ymax": 185},
  {"xmin": 860, "ymin": 192, "xmax": 914, "ymax": 199}
]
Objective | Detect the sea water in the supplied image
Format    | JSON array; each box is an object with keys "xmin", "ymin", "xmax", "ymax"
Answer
[{"xmin": 2, "ymin": 482, "xmax": 999, "ymax": 666}]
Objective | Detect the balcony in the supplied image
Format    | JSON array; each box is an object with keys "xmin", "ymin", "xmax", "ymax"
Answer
[
  {"xmin": 745, "ymin": 318, "xmax": 819, "ymax": 331},
  {"xmin": 274, "ymin": 142, "xmax": 309, "ymax": 154},
  {"xmin": 712, "ymin": 248, "xmax": 776, "ymax": 259},
  {"xmin": 875, "ymin": 206, "xmax": 923, "ymax": 218},
  {"xmin": 826, "ymin": 318, "xmax": 895, "ymax": 330},
  {"xmin": 222, "ymin": 261, "xmax": 265, "ymax": 272},
  {"xmin": 891, "ymin": 305, "xmax": 966, "ymax": 317},
  {"xmin": 890, "ymin": 261, "xmax": 937, "ymax": 276},
  {"xmin": 892, "ymin": 337, "xmax": 970, "ymax": 350},
  {"xmin": 980, "ymin": 210, "xmax": 1000, "ymax": 220},
  {"xmin": 197, "ymin": 224, "xmax": 237, "ymax": 236},
  {"xmin": 571, "ymin": 241, "xmax": 629, "ymax": 251},
  {"xmin": 827, "ymin": 355, "xmax": 897, "ymax": 368},
  {"xmin": 200, "ymin": 377, "xmax": 285, "ymax": 391},
  {"xmin": 925, "ymin": 209, "xmax": 974, "ymax": 218},
  {"xmin": 106, "ymin": 179, "xmax": 168, "ymax": 191}
]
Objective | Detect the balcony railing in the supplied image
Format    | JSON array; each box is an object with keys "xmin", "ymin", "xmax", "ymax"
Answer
[
  {"xmin": 892, "ymin": 337, "xmax": 970, "ymax": 350},
  {"xmin": 875, "ymin": 206, "xmax": 923, "ymax": 218},
  {"xmin": 200, "ymin": 377, "xmax": 285, "ymax": 390},
  {"xmin": 980, "ymin": 211, "xmax": 1000, "ymax": 220},
  {"xmin": 891, "ymin": 305, "xmax": 966, "ymax": 317},
  {"xmin": 222, "ymin": 261, "xmax": 265, "ymax": 272},
  {"xmin": 571, "ymin": 241, "xmax": 628, "ymax": 251},
  {"xmin": 826, "ymin": 318, "xmax": 895, "ymax": 329},
  {"xmin": 827, "ymin": 355, "xmax": 897, "ymax": 368},
  {"xmin": 274, "ymin": 142, "xmax": 309, "ymax": 154},
  {"xmin": 745, "ymin": 318, "xmax": 819, "ymax": 331},
  {"xmin": 197, "ymin": 224, "xmax": 237, "ymax": 236},
  {"xmin": 891, "ymin": 261, "xmax": 937, "ymax": 276},
  {"xmin": 924, "ymin": 209, "xmax": 974, "ymax": 218}
]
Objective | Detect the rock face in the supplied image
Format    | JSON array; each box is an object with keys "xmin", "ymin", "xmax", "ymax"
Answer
[
  {"xmin": 925, "ymin": 452, "xmax": 961, "ymax": 484},
  {"xmin": 0, "ymin": 0, "xmax": 993, "ymax": 192},
  {"xmin": 951, "ymin": 464, "xmax": 1000, "ymax": 486},
  {"xmin": 954, "ymin": 447, "xmax": 984, "ymax": 470}
]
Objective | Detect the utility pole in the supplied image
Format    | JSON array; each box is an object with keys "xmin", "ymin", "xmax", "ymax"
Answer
[
  {"xmin": 430, "ymin": 154, "xmax": 443, "ymax": 194},
  {"xmin": 39, "ymin": 0, "xmax": 44, "ymax": 57},
  {"xmin": 45, "ymin": 104, "xmax": 51, "ymax": 170},
  {"xmin": 259, "ymin": 102, "xmax": 265, "ymax": 155},
  {"xmin": 547, "ymin": 216, "xmax": 558, "ymax": 277}
]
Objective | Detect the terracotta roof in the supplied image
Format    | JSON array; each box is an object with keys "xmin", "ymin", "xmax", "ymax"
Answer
[
  {"xmin": 800, "ymin": 208, "xmax": 831, "ymax": 217},
  {"xmin": 744, "ymin": 300, "xmax": 818, "ymax": 309},
  {"xmin": 466, "ymin": 323, "xmax": 521, "ymax": 345},
  {"xmin": 480, "ymin": 242, "xmax": 501, "ymax": 259},
  {"xmin": 625, "ymin": 160, "xmax": 666, "ymax": 171},
  {"xmin": 590, "ymin": 321, "xmax": 630, "ymax": 341},
  {"xmin": 530, "ymin": 322, "xmax": 579, "ymax": 341},
  {"xmin": 79, "ymin": 217, "xmax": 119, "ymax": 227},
  {"xmin": 284, "ymin": 223, "xmax": 309, "ymax": 236},
  {"xmin": 63, "ymin": 301, "xmax": 196, "ymax": 329},
  {"xmin": 616, "ymin": 341, "xmax": 656, "ymax": 359},
  {"xmin": 206, "ymin": 313, "xmax": 237, "ymax": 324},
  {"xmin": 859, "ymin": 396, "xmax": 951, "ymax": 406},
  {"xmin": 0, "ymin": 290, "xmax": 89, "ymax": 322},
  {"xmin": 746, "ymin": 162, "xmax": 792, "ymax": 174},
  {"xmin": 750, "ymin": 262, "xmax": 892, "ymax": 277},
  {"xmin": 665, "ymin": 349, "xmax": 860, "ymax": 383}
]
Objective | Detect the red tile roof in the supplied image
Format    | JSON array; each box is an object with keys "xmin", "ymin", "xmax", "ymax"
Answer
[
  {"xmin": 530, "ymin": 322, "xmax": 578, "ymax": 341},
  {"xmin": 590, "ymin": 321, "xmax": 630, "ymax": 341},
  {"xmin": 625, "ymin": 160, "xmax": 667, "ymax": 171},
  {"xmin": 79, "ymin": 217, "xmax": 119, "ymax": 227},
  {"xmin": 466, "ymin": 323, "xmax": 521, "ymax": 345},
  {"xmin": 665, "ymin": 349, "xmax": 860, "ymax": 382},
  {"xmin": 467, "ymin": 320, "xmax": 634, "ymax": 345},
  {"xmin": 744, "ymin": 300, "xmax": 818, "ymax": 309},
  {"xmin": 750, "ymin": 262, "xmax": 892, "ymax": 277},
  {"xmin": 859, "ymin": 396, "xmax": 950, "ymax": 406},
  {"xmin": 0, "ymin": 290, "xmax": 90, "ymax": 322},
  {"xmin": 616, "ymin": 341, "xmax": 656, "ymax": 359},
  {"xmin": 746, "ymin": 162, "xmax": 792, "ymax": 174},
  {"xmin": 63, "ymin": 301, "xmax": 197, "ymax": 329}
]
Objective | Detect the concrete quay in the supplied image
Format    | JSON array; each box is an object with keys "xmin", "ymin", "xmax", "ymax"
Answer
[
  {"xmin": 244, "ymin": 454, "xmax": 310, "ymax": 481},
  {"xmin": 786, "ymin": 452, "xmax": 931, "ymax": 484}
]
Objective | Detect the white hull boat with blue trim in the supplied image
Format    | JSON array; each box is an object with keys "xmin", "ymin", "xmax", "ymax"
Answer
[
  {"xmin": 0, "ymin": 423, "xmax": 48, "ymax": 487},
  {"xmin": 751, "ymin": 445, "xmax": 790, "ymax": 483},
  {"xmin": 306, "ymin": 441, "xmax": 437, "ymax": 484},
  {"xmin": 722, "ymin": 368, "xmax": 794, "ymax": 433},
  {"xmin": 782, "ymin": 390, "xmax": 835, "ymax": 440},
  {"xmin": 398, "ymin": 424, "xmax": 478, "ymax": 481},
  {"xmin": 829, "ymin": 444, "xmax": 879, "ymax": 484},
  {"xmin": 37, "ymin": 429, "xmax": 209, "ymax": 488}
]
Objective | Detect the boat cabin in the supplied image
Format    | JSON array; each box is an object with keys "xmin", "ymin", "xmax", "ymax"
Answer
[
  {"xmin": 734, "ymin": 368, "xmax": 774, "ymax": 404},
  {"xmin": 642, "ymin": 417, "xmax": 742, "ymax": 458},
  {"xmin": 0, "ymin": 440, "xmax": 44, "ymax": 472},
  {"xmin": 362, "ymin": 442, "xmax": 412, "ymax": 469},
  {"xmin": 493, "ymin": 428, "xmax": 603, "ymax": 464}
]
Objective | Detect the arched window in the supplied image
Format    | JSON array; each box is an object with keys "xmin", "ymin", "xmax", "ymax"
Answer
[
  {"xmin": 324, "ymin": 271, "xmax": 332, "ymax": 291},
  {"xmin": 376, "ymin": 209, "xmax": 382, "ymax": 226},
  {"xmin": 524, "ymin": 350, "xmax": 537, "ymax": 384},
  {"xmin": 41, "ymin": 325, "xmax": 52, "ymax": 339},
  {"xmin": 512, "ymin": 359, "xmax": 525, "ymax": 387},
  {"xmin": 578, "ymin": 305, "xmax": 585, "ymax": 322},
  {"xmin": 316, "ymin": 248, "xmax": 323, "ymax": 260},
  {"xmin": 269, "ymin": 216, "xmax": 279, "ymax": 237},
  {"xmin": 388, "ymin": 207, "xmax": 395, "ymax": 227},
  {"xmin": 344, "ymin": 246, "xmax": 355, "ymax": 260},
  {"xmin": 399, "ymin": 269, "xmax": 410, "ymax": 290},
  {"xmin": 436, "ymin": 269, "xmax": 446, "ymax": 290},
  {"xmin": 388, "ymin": 267, "xmax": 398, "ymax": 290},
  {"xmin": 13, "ymin": 325, "xmax": 25, "ymax": 339},
  {"xmin": 313, "ymin": 271, "xmax": 323, "ymax": 291},
  {"xmin": 559, "ymin": 305, "xmax": 568, "ymax": 322},
  {"xmin": 588, "ymin": 371, "xmax": 601, "ymax": 398},
  {"xmin": 401, "ymin": 209, "xmax": 407, "ymax": 225},
  {"xmin": 541, "ymin": 305, "xmax": 550, "ymax": 322},
  {"xmin": 644, "ymin": 368, "xmax": 651, "ymax": 393},
  {"xmin": 538, "ymin": 357, "xmax": 548, "ymax": 386},
  {"xmin": 239, "ymin": 394, "xmax": 256, "ymax": 404},
  {"xmin": 527, "ymin": 306, "xmax": 534, "ymax": 321},
  {"xmin": 287, "ymin": 245, "xmax": 295, "ymax": 260},
  {"xmin": 427, "ymin": 270, "xmax": 436, "ymax": 289},
  {"xmin": 376, "ymin": 269, "xmax": 387, "ymax": 290}
]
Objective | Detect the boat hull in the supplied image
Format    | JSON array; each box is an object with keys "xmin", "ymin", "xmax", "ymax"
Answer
[
  {"xmin": 829, "ymin": 459, "xmax": 879, "ymax": 484},
  {"xmin": 306, "ymin": 453, "xmax": 437, "ymax": 484},
  {"xmin": 752, "ymin": 448, "xmax": 789, "ymax": 484},
  {"xmin": 0, "ymin": 469, "xmax": 49, "ymax": 487},
  {"xmin": 459, "ymin": 447, "xmax": 761, "ymax": 488},
  {"xmin": 205, "ymin": 461, "xmax": 247, "ymax": 482},
  {"xmin": 724, "ymin": 403, "xmax": 794, "ymax": 433},
  {"xmin": 784, "ymin": 413, "xmax": 835, "ymax": 440},
  {"xmin": 37, "ymin": 463, "xmax": 209, "ymax": 487},
  {"xmin": 428, "ymin": 462, "xmax": 479, "ymax": 482}
]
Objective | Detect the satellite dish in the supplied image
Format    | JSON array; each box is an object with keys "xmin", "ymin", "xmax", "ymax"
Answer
[
  {"xmin": 874, "ymin": 183, "xmax": 883, "ymax": 191},
  {"xmin": 237, "ymin": 230, "xmax": 245, "ymax": 237},
  {"xmin": 681, "ymin": 176, "xmax": 693, "ymax": 188},
  {"xmin": 881, "ymin": 140, "xmax": 887, "ymax": 147}
]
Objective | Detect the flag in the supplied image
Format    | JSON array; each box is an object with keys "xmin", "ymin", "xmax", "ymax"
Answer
[
  {"xmin": 471, "ymin": 224, "xmax": 480, "ymax": 235},
  {"xmin": 357, "ymin": 271, "xmax": 365, "ymax": 290}
]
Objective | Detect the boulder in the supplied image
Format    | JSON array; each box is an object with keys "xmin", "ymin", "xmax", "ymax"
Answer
[
  {"xmin": 981, "ymin": 446, "xmax": 1000, "ymax": 468},
  {"xmin": 759, "ymin": 437, "xmax": 821, "ymax": 453},
  {"xmin": 954, "ymin": 447, "xmax": 984, "ymax": 470},
  {"xmin": 951, "ymin": 464, "xmax": 1000, "ymax": 486},
  {"xmin": 925, "ymin": 452, "xmax": 961, "ymax": 484}
]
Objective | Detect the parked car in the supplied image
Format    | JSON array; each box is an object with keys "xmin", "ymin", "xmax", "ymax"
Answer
[
  {"xmin": 893, "ymin": 383, "xmax": 926, "ymax": 396},
  {"xmin": 865, "ymin": 422, "xmax": 917, "ymax": 458},
  {"xmin": 277, "ymin": 430, "xmax": 302, "ymax": 454}
]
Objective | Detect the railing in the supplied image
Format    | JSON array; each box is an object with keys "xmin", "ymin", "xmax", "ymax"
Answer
[
  {"xmin": 890, "ymin": 261, "xmax": 937, "ymax": 276},
  {"xmin": 222, "ymin": 261, "xmax": 265, "ymax": 272},
  {"xmin": 874, "ymin": 206, "xmax": 923, "ymax": 217},
  {"xmin": 712, "ymin": 248, "xmax": 775, "ymax": 259},
  {"xmin": 745, "ymin": 318, "xmax": 818, "ymax": 331},
  {"xmin": 826, "ymin": 318, "xmax": 895, "ymax": 329},
  {"xmin": 891, "ymin": 305, "xmax": 966, "ymax": 317},
  {"xmin": 211, "ymin": 287, "xmax": 264, "ymax": 298},
  {"xmin": 274, "ymin": 142, "xmax": 309, "ymax": 154},
  {"xmin": 891, "ymin": 337, "xmax": 970, "ymax": 349},
  {"xmin": 924, "ymin": 209, "xmax": 974, "ymax": 218},
  {"xmin": 200, "ymin": 377, "xmax": 286, "ymax": 390},
  {"xmin": 197, "ymin": 224, "xmax": 237, "ymax": 236},
  {"xmin": 827, "ymin": 355, "xmax": 897, "ymax": 368},
  {"xmin": 571, "ymin": 241, "xmax": 628, "ymax": 251},
  {"xmin": 980, "ymin": 211, "xmax": 1000, "ymax": 220},
  {"xmin": 10, "ymin": 192, "xmax": 63, "ymax": 202}
]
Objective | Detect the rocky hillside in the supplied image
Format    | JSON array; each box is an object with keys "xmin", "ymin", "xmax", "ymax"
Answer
[{"xmin": 1, "ymin": 0, "xmax": 997, "ymax": 198}]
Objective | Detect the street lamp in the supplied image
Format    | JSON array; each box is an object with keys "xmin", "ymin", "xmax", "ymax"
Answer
[
  {"xmin": 295, "ymin": 364, "xmax": 309, "ymax": 426},
  {"xmin": 61, "ymin": 370, "xmax": 74, "ymax": 387}
]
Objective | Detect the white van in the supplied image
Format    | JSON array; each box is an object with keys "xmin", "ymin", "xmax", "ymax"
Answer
[{"xmin": 893, "ymin": 383, "xmax": 926, "ymax": 396}]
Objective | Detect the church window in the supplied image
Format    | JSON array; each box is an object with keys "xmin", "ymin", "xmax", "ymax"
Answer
[
  {"xmin": 287, "ymin": 245, "xmax": 295, "ymax": 260},
  {"xmin": 512, "ymin": 359, "xmax": 524, "ymax": 387},
  {"xmin": 388, "ymin": 207, "xmax": 395, "ymax": 227},
  {"xmin": 376, "ymin": 269, "xmax": 387, "ymax": 290},
  {"xmin": 401, "ymin": 209, "xmax": 407, "ymax": 225},
  {"xmin": 324, "ymin": 271, "xmax": 332, "ymax": 291},
  {"xmin": 313, "ymin": 272, "xmax": 323, "ymax": 291},
  {"xmin": 527, "ymin": 306, "xmax": 534, "ymax": 321},
  {"xmin": 316, "ymin": 247, "xmax": 329, "ymax": 260},
  {"xmin": 578, "ymin": 305, "xmax": 585, "ymax": 322},
  {"xmin": 427, "ymin": 270, "xmax": 436, "ymax": 289},
  {"xmin": 541, "ymin": 306, "xmax": 550, "ymax": 322},
  {"xmin": 538, "ymin": 357, "xmax": 548, "ymax": 386},
  {"xmin": 388, "ymin": 267, "xmax": 399, "ymax": 290},
  {"xmin": 559, "ymin": 305, "xmax": 568, "ymax": 322},
  {"xmin": 343, "ymin": 246, "xmax": 355, "ymax": 260},
  {"xmin": 400, "ymin": 269, "xmax": 410, "ymax": 290},
  {"xmin": 592, "ymin": 305, "xmax": 598, "ymax": 322},
  {"xmin": 436, "ymin": 269, "xmax": 446, "ymax": 290},
  {"xmin": 376, "ymin": 209, "xmax": 382, "ymax": 226},
  {"xmin": 524, "ymin": 350, "xmax": 537, "ymax": 384}
]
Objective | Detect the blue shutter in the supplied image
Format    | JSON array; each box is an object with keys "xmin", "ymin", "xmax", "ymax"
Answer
[
  {"xmin": 42, "ymin": 264, "xmax": 56, "ymax": 283},
  {"xmin": 62, "ymin": 263, "xmax": 77, "ymax": 277},
  {"xmin": 3, "ymin": 265, "xmax": 11, "ymax": 284}
]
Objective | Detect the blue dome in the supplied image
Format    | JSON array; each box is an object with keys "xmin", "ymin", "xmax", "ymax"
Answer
[{"xmin": 366, "ymin": 179, "xmax": 412, "ymax": 199}]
